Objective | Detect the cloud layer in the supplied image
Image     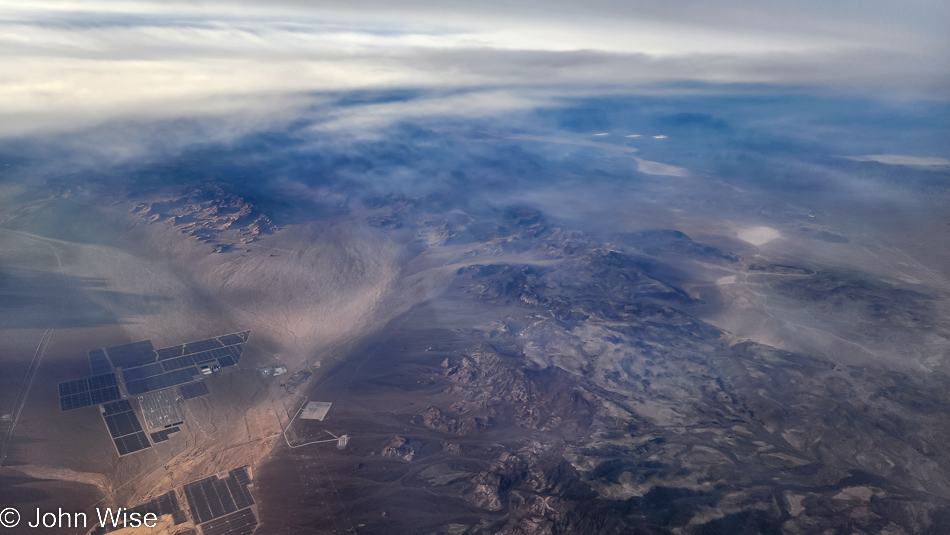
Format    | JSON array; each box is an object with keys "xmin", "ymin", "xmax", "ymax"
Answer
[{"xmin": 1, "ymin": 0, "xmax": 947, "ymax": 136}]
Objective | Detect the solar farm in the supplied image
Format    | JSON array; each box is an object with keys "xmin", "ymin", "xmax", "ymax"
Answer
[
  {"xmin": 53, "ymin": 332, "xmax": 261, "ymax": 533},
  {"xmin": 59, "ymin": 373, "xmax": 121, "ymax": 410},
  {"xmin": 184, "ymin": 467, "xmax": 256, "ymax": 524},
  {"xmin": 178, "ymin": 467, "xmax": 259, "ymax": 535},
  {"xmin": 89, "ymin": 469, "xmax": 257, "ymax": 535},
  {"xmin": 56, "ymin": 330, "xmax": 250, "ymax": 458},
  {"xmin": 101, "ymin": 400, "xmax": 151, "ymax": 456}
]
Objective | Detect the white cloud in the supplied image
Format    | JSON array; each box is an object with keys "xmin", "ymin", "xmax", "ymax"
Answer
[
  {"xmin": 738, "ymin": 226, "xmax": 781, "ymax": 245},
  {"xmin": 845, "ymin": 155, "xmax": 950, "ymax": 167},
  {"xmin": 309, "ymin": 90, "xmax": 555, "ymax": 133},
  {"xmin": 633, "ymin": 157, "xmax": 688, "ymax": 176},
  {"xmin": 0, "ymin": 0, "xmax": 946, "ymax": 136}
]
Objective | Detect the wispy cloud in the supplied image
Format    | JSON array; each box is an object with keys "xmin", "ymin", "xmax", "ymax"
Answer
[{"xmin": 845, "ymin": 155, "xmax": 950, "ymax": 167}]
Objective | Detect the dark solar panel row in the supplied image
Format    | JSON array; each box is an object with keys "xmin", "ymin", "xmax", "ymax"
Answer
[
  {"xmin": 59, "ymin": 378, "xmax": 88, "ymax": 396},
  {"xmin": 191, "ymin": 354, "xmax": 215, "ymax": 366},
  {"xmin": 182, "ymin": 338, "xmax": 222, "ymax": 355},
  {"xmin": 149, "ymin": 426, "xmax": 180, "ymax": 443},
  {"xmin": 90, "ymin": 386, "xmax": 121, "ymax": 405},
  {"xmin": 89, "ymin": 349, "xmax": 113, "ymax": 375},
  {"xmin": 60, "ymin": 374, "xmax": 120, "ymax": 410},
  {"xmin": 102, "ymin": 399, "xmax": 132, "ymax": 415},
  {"xmin": 211, "ymin": 347, "xmax": 234, "ymax": 358},
  {"xmin": 59, "ymin": 386, "xmax": 122, "ymax": 411},
  {"xmin": 216, "ymin": 333, "xmax": 244, "ymax": 346},
  {"xmin": 88, "ymin": 373, "xmax": 117, "ymax": 390},
  {"xmin": 156, "ymin": 345, "xmax": 183, "ymax": 360},
  {"xmin": 131, "ymin": 490, "xmax": 181, "ymax": 518},
  {"xmin": 179, "ymin": 344, "xmax": 244, "ymax": 369},
  {"xmin": 115, "ymin": 432, "xmax": 151, "ymax": 455},
  {"xmin": 185, "ymin": 489, "xmax": 210, "ymax": 524},
  {"xmin": 156, "ymin": 331, "xmax": 249, "ymax": 361},
  {"xmin": 225, "ymin": 476, "xmax": 254, "ymax": 510},
  {"xmin": 229, "ymin": 467, "xmax": 251, "ymax": 487},
  {"xmin": 105, "ymin": 340, "xmax": 156, "ymax": 368},
  {"xmin": 179, "ymin": 382, "xmax": 210, "ymax": 400},
  {"xmin": 199, "ymin": 508, "xmax": 257, "ymax": 535},
  {"xmin": 189, "ymin": 346, "xmax": 233, "ymax": 364},
  {"xmin": 229, "ymin": 345, "xmax": 244, "ymax": 363},
  {"xmin": 125, "ymin": 367, "xmax": 198, "ymax": 395},
  {"xmin": 121, "ymin": 362, "xmax": 164, "ymax": 382},
  {"xmin": 183, "ymin": 469, "xmax": 253, "ymax": 525},
  {"xmin": 210, "ymin": 478, "xmax": 236, "ymax": 519},
  {"xmin": 183, "ymin": 477, "xmax": 215, "ymax": 524},
  {"xmin": 104, "ymin": 410, "xmax": 143, "ymax": 438},
  {"xmin": 61, "ymin": 392, "xmax": 91, "ymax": 411},
  {"xmin": 101, "ymin": 402, "xmax": 151, "ymax": 456},
  {"xmin": 161, "ymin": 354, "xmax": 195, "ymax": 372}
]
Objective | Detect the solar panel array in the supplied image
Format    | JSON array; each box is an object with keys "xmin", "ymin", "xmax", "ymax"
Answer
[
  {"xmin": 121, "ymin": 362, "xmax": 164, "ymax": 383},
  {"xmin": 88, "ymin": 349, "xmax": 113, "ymax": 375},
  {"xmin": 101, "ymin": 400, "xmax": 151, "ymax": 456},
  {"xmin": 62, "ymin": 331, "xmax": 249, "ymax": 410},
  {"xmin": 192, "ymin": 351, "xmax": 219, "ymax": 365},
  {"xmin": 199, "ymin": 508, "xmax": 257, "ymax": 535},
  {"xmin": 102, "ymin": 399, "xmax": 132, "ymax": 415},
  {"xmin": 104, "ymin": 409, "xmax": 142, "ymax": 437},
  {"xmin": 156, "ymin": 345, "xmax": 183, "ymax": 360},
  {"xmin": 105, "ymin": 340, "xmax": 157, "ymax": 368},
  {"xmin": 217, "ymin": 333, "xmax": 244, "ymax": 346},
  {"xmin": 162, "ymin": 355, "xmax": 195, "ymax": 372},
  {"xmin": 154, "ymin": 346, "xmax": 243, "ymax": 376},
  {"xmin": 130, "ymin": 491, "xmax": 185, "ymax": 524},
  {"xmin": 114, "ymin": 433, "xmax": 151, "ymax": 456},
  {"xmin": 183, "ymin": 338, "xmax": 223, "ymax": 355},
  {"xmin": 59, "ymin": 373, "xmax": 120, "ymax": 411},
  {"xmin": 150, "ymin": 426, "xmax": 181, "ymax": 443},
  {"xmin": 230, "ymin": 467, "xmax": 251, "ymax": 486},
  {"xmin": 183, "ymin": 467, "xmax": 255, "ymax": 525},
  {"xmin": 154, "ymin": 331, "xmax": 250, "ymax": 362},
  {"xmin": 125, "ymin": 367, "xmax": 199, "ymax": 395},
  {"xmin": 179, "ymin": 381, "xmax": 211, "ymax": 400}
]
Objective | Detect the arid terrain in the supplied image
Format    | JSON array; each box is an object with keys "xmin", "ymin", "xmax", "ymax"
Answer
[{"xmin": 1, "ymin": 90, "xmax": 949, "ymax": 535}]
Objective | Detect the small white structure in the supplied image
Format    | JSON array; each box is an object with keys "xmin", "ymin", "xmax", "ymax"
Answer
[
  {"xmin": 259, "ymin": 365, "xmax": 288, "ymax": 378},
  {"xmin": 300, "ymin": 401, "xmax": 332, "ymax": 421}
]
